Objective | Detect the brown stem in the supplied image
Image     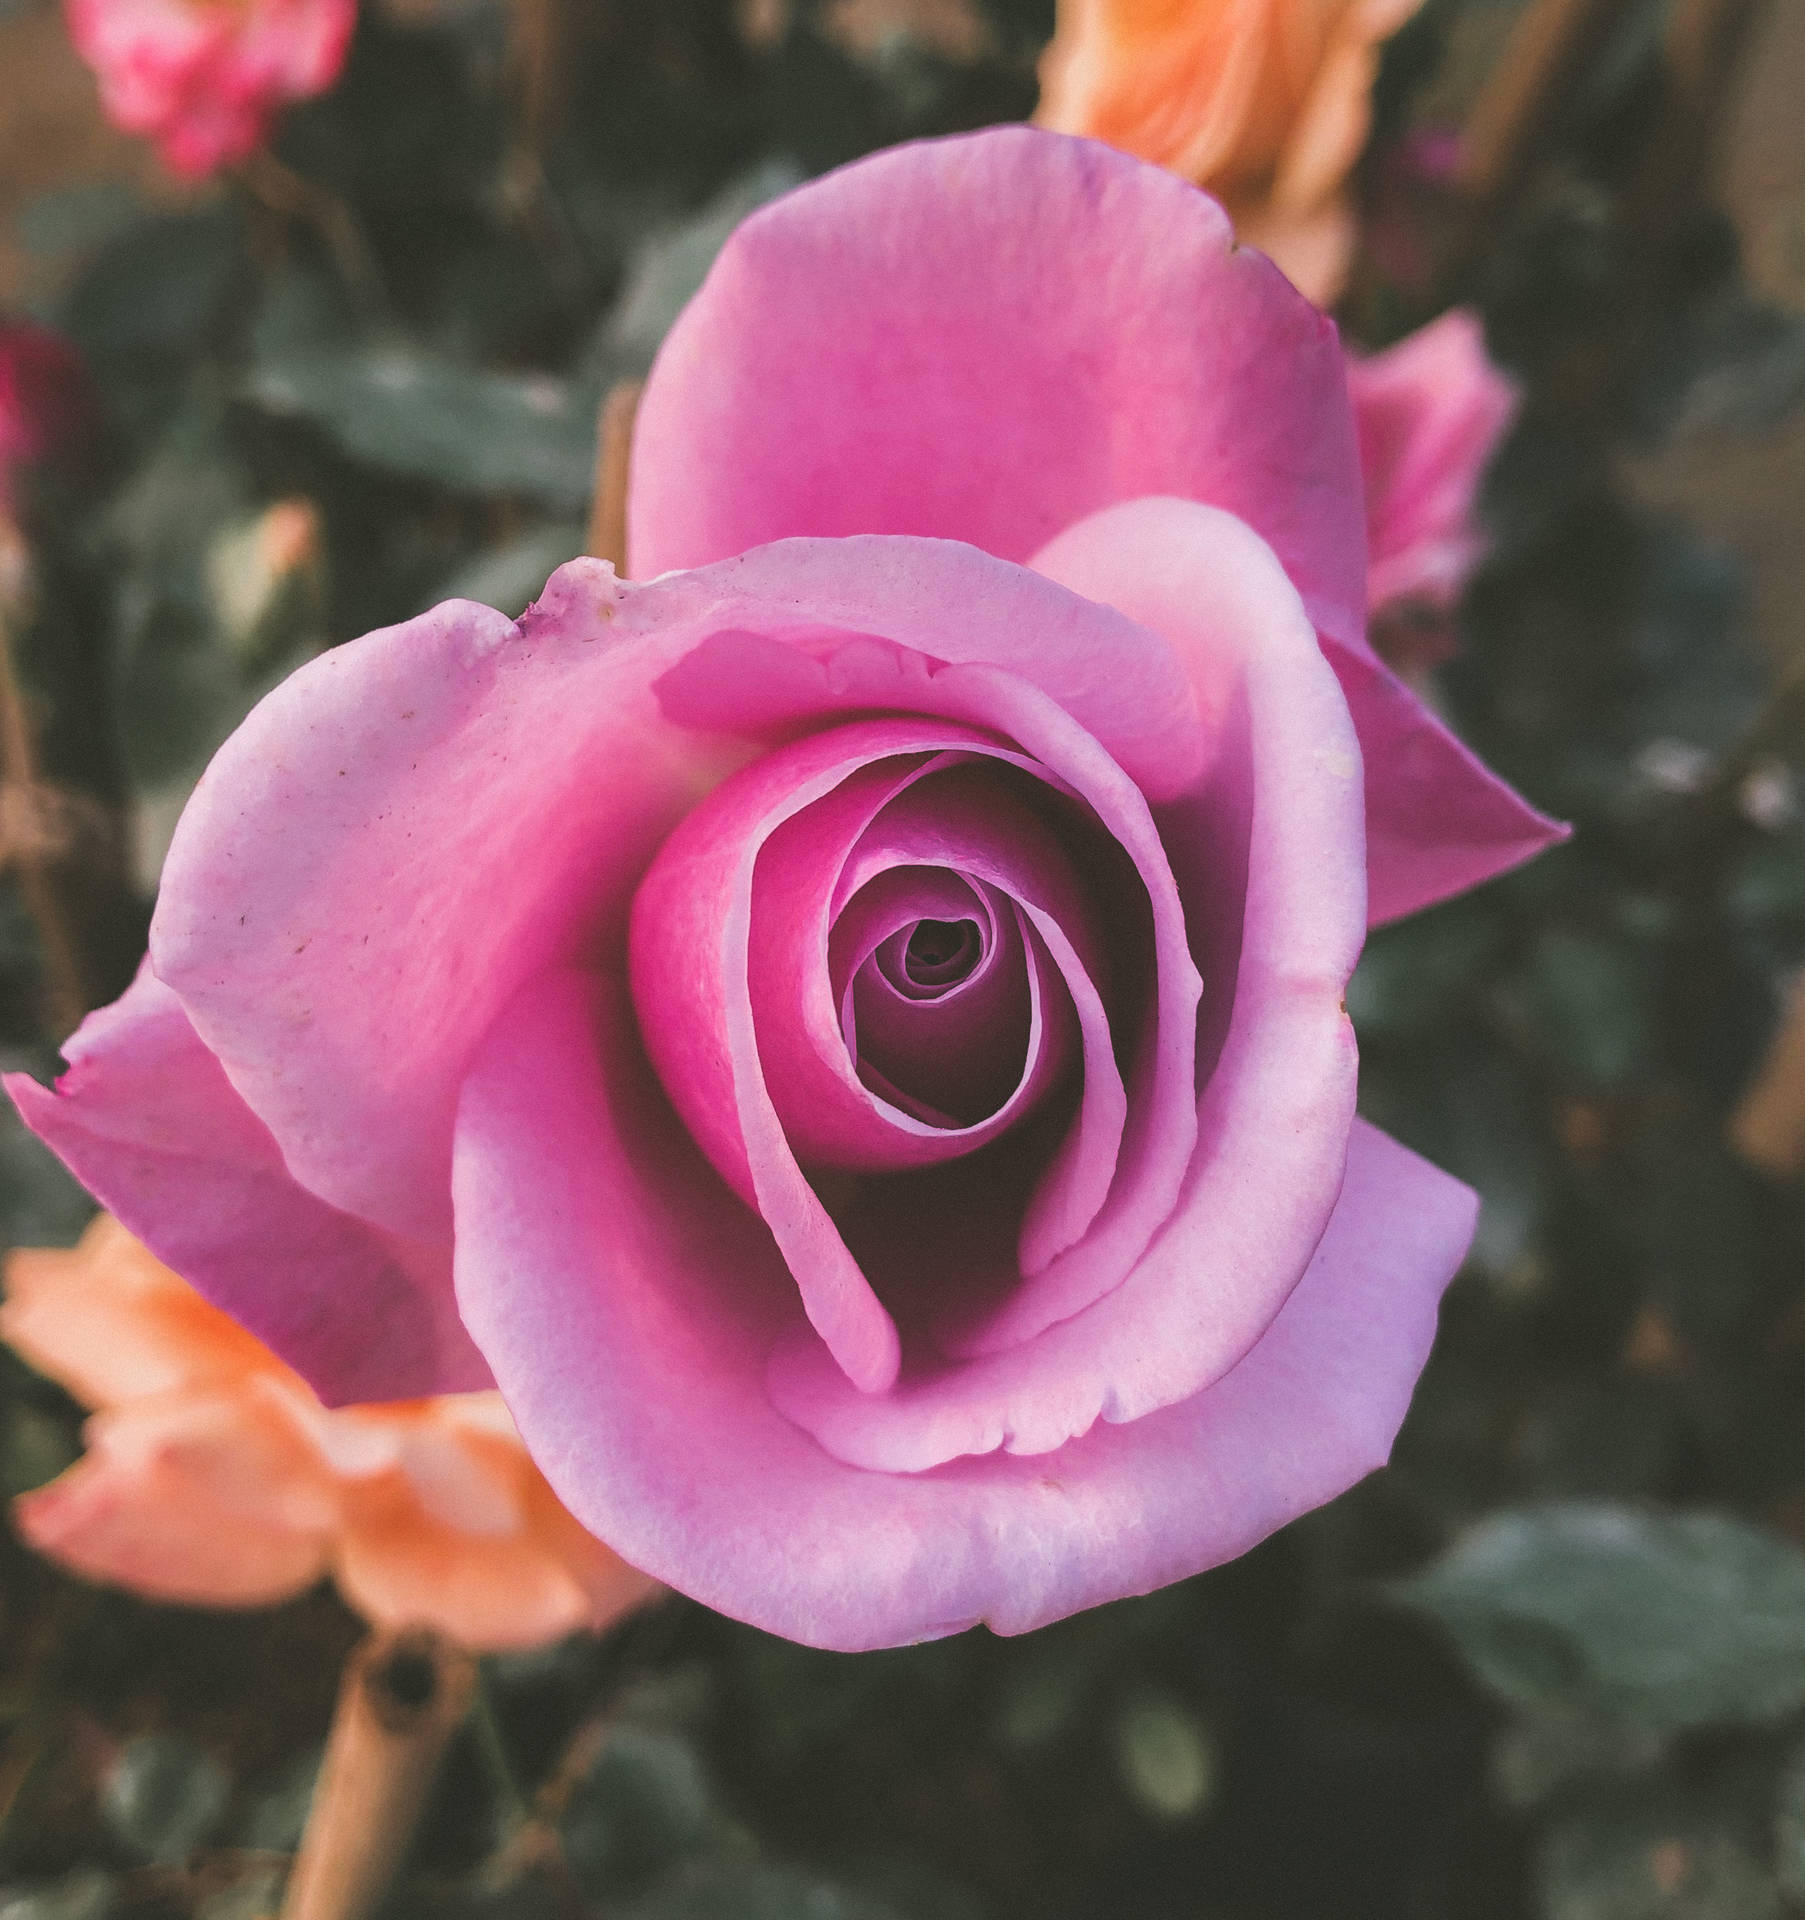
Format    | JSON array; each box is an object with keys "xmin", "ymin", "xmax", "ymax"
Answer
[
  {"xmin": 1457, "ymin": 0, "xmax": 1640, "ymax": 208},
  {"xmin": 1444, "ymin": 0, "xmax": 1641, "ymax": 293},
  {"xmin": 278, "ymin": 1629, "xmax": 476, "ymax": 1920},
  {"xmin": 585, "ymin": 380, "xmax": 643, "ymax": 576},
  {"xmin": 238, "ymin": 151, "xmax": 390, "ymax": 323},
  {"xmin": 1620, "ymin": 0, "xmax": 1766, "ymax": 249},
  {"xmin": 0, "ymin": 531, "xmax": 95, "ymax": 1039},
  {"xmin": 1731, "ymin": 971, "xmax": 1805, "ymax": 1176}
]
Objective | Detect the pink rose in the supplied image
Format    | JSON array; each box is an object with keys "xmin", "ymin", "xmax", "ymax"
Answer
[
  {"xmin": 65, "ymin": 0, "xmax": 356, "ymax": 179},
  {"xmin": 7, "ymin": 131, "xmax": 1562, "ymax": 1650}
]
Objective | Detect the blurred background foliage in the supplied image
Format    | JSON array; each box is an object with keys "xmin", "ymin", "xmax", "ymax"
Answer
[{"xmin": 5, "ymin": 0, "xmax": 1805, "ymax": 1915}]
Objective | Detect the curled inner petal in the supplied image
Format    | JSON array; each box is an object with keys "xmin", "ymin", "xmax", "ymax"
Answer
[
  {"xmin": 886, "ymin": 918, "xmax": 983, "ymax": 993},
  {"xmin": 836, "ymin": 872, "xmax": 1045, "ymax": 1129}
]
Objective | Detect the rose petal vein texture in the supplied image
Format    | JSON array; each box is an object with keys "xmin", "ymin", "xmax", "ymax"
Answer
[{"xmin": 6, "ymin": 128, "xmax": 1563, "ymax": 1649}]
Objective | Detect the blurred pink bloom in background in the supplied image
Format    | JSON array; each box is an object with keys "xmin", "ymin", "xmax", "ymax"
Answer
[
  {"xmin": 3, "ymin": 1216, "xmax": 662, "ymax": 1648},
  {"xmin": 1349, "ymin": 307, "xmax": 1520, "ymax": 635},
  {"xmin": 0, "ymin": 320, "xmax": 95, "ymax": 515},
  {"xmin": 64, "ymin": 0, "xmax": 356, "ymax": 179}
]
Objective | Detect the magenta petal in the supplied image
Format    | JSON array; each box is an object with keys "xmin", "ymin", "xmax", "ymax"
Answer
[
  {"xmin": 750, "ymin": 757, "xmax": 1059, "ymax": 1170},
  {"xmin": 148, "ymin": 580, "xmax": 719, "ymax": 1242},
  {"xmin": 3, "ymin": 968, "xmax": 486, "ymax": 1404},
  {"xmin": 1324, "ymin": 642, "xmax": 1568, "ymax": 925},
  {"xmin": 644, "ymin": 535, "xmax": 1204, "ymax": 803},
  {"xmin": 631, "ymin": 127, "xmax": 1368, "ymax": 657},
  {"xmin": 452, "ymin": 968, "xmax": 1473, "ymax": 1651},
  {"xmin": 838, "ymin": 767, "xmax": 1125, "ymax": 1281},
  {"xmin": 1028, "ymin": 496, "xmax": 1564, "ymax": 926}
]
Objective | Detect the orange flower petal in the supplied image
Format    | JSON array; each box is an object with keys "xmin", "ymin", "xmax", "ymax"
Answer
[
  {"xmin": 1034, "ymin": 0, "xmax": 1424, "ymax": 305},
  {"xmin": 15, "ymin": 1387, "xmax": 337, "ymax": 1606},
  {"xmin": 2, "ymin": 1214, "xmax": 297, "ymax": 1410}
]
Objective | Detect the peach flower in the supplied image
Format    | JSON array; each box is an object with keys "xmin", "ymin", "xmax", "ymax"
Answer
[
  {"xmin": 1034, "ymin": 0, "xmax": 1423, "ymax": 304},
  {"xmin": 3, "ymin": 1216, "xmax": 661, "ymax": 1648}
]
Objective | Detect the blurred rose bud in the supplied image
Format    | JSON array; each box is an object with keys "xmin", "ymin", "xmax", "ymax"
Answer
[
  {"xmin": 1349, "ymin": 308, "xmax": 1520, "ymax": 676},
  {"xmin": 0, "ymin": 320, "xmax": 97, "ymax": 518},
  {"xmin": 3, "ymin": 1216, "xmax": 662, "ymax": 1649},
  {"xmin": 1034, "ymin": 0, "xmax": 1423, "ymax": 305},
  {"xmin": 207, "ymin": 497, "xmax": 325, "ymax": 659}
]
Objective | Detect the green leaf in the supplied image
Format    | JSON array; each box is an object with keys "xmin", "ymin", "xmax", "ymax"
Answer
[
  {"xmin": 1390, "ymin": 1505, "xmax": 1805, "ymax": 1729},
  {"xmin": 600, "ymin": 159, "xmax": 806, "ymax": 377},
  {"xmin": 0, "ymin": 1872, "xmax": 119, "ymax": 1920},
  {"xmin": 559, "ymin": 1725, "xmax": 718, "ymax": 1902},
  {"xmin": 1515, "ymin": 930, "xmax": 1654, "ymax": 1087},
  {"xmin": 100, "ymin": 1734, "xmax": 231, "ymax": 1864},
  {"xmin": 246, "ymin": 349, "xmax": 599, "ymax": 508},
  {"xmin": 620, "ymin": 1863, "xmax": 905, "ymax": 1920},
  {"xmin": 1538, "ymin": 1793, "xmax": 1781, "ymax": 1920},
  {"xmin": 1776, "ymin": 1734, "xmax": 1805, "ymax": 1903}
]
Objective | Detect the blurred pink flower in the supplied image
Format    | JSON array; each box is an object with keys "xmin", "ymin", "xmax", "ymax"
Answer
[
  {"xmin": 1365, "ymin": 126, "xmax": 1464, "ymax": 297},
  {"xmin": 1350, "ymin": 308, "xmax": 1519, "ymax": 643},
  {"xmin": 0, "ymin": 321, "xmax": 95, "ymax": 516},
  {"xmin": 64, "ymin": 0, "xmax": 356, "ymax": 179},
  {"xmin": 3, "ymin": 1216, "xmax": 661, "ymax": 1648}
]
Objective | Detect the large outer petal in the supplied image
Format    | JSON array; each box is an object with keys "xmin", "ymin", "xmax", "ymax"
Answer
[
  {"xmin": 454, "ymin": 968, "xmax": 1474, "ymax": 1651},
  {"xmin": 629, "ymin": 127, "xmax": 1369, "ymax": 656},
  {"xmin": 2, "ymin": 970, "xmax": 484, "ymax": 1406},
  {"xmin": 629, "ymin": 128, "xmax": 1562, "ymax": 920},
  {"xmin": 1030, "ymin": 498, "xmax": 1565, "ymax": 927},
  {"xmin": 145, "ymin": 541, "xmax": 1195, "ymax": 1251}
]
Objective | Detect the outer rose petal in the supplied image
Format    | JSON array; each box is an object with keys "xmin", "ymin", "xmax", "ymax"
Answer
[
  {"xmin": 2, "ymin": 969, "xmax": 487, "ymax": 1406},
  {"xmin": 628, "ymin": 129, "xmax": 1369, "ymax": 658},
  {"xmin": 1029, "ymin": 498, "xmax": 1565, "ymax": 927},
  {"xmin": 15, "ymin": 1383, "xmax": 338, "ymax": 1608},
  {"xmin": 144, "ymin": 541, "xmax": 1195, "ymax": 1253},
  {"xmin": 453, "ymin": 969, "xmax": 1473, "ymax": 1651}
]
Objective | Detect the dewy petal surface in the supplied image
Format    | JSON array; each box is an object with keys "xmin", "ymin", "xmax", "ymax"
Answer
[
  {"xmin": 630, "ymin": 127, "xmax": 1368, "ymax": 656},
  {"xmin": 453, "ymin": 968, "xmax": 1474, "ymax": 1651},
  {"xmin": 2, "ymin": 969, "xmax": 485, "ymax": 1405}
]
